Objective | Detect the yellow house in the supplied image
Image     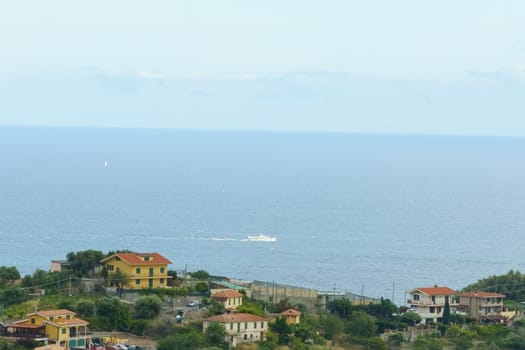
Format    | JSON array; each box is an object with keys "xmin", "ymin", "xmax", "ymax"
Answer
[
  {"xmin": 211, "ymin": 290, "xmax": 244, "ymax": 311},
  {"xmin": 9, "ymin": 309, "xmax": 89, "ymax": 349},
  {"xmin": 100, "ymin": 252, "xmax": 172, "ymax": 289},
  {"xmin": 280, "ymin": 308, "xmax": 302, "ymax": 325}
]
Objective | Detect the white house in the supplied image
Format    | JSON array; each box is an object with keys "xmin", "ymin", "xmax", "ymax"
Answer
[
  {"xmin": 408, "ymin": 285, "xmax": 457, "ymax": 324},
  {"xmin": 203, "ymin": 313, "xmax": 268, "ymax": 348}
]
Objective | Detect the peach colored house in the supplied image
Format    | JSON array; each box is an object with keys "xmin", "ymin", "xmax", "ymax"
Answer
[
  {"xmin": 211, "ymin": 290, "xmax": 244, "ymax": 311},
  {"xmin": 458, "ymin": 291, "xmax": 505, "ymax": 320}
]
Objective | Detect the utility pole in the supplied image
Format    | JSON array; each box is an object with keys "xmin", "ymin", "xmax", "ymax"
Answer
[
  {"xmin": 392, "ymin": 282, "xmax": 395, "ymax": 305},
  {"xmin": 68, "ymin": 277, "xmax": 72, "ymax": 297}
]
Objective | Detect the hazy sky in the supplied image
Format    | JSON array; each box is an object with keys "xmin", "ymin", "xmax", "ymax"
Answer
[{"xmin": 1, "ymin": 1, "xmax": 524, "ymax": 135}]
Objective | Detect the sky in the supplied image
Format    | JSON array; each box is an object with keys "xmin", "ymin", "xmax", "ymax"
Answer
[{"xmin": 1, "ymin": 1, "xmax": 524, "ymax": 135}]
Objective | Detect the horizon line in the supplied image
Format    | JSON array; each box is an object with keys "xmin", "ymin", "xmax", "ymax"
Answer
[{"xmin": 1, "ymin": 123, "xmax": 525, "ymax": 140}]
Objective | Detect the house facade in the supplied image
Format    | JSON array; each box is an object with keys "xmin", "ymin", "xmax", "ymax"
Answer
[
  {"xmin": 8, "ymin": 309, "xmax": 89, "ymax": 349},
  {"xmin": 280, "ymin": 308, "xmax": 302, "ymax": 325},
  {"xmin": 100, "ymin": 252, "xmax": 172, "ymax": 289},
  {"xmin": 408, "ymin": 285, "xmax": 457, "ymax": 324},
  {"xmin": 458, "ymin": 291, "xmax": 505, "ymax": 320},
  {"xmin": 211, "ymin": 290, "xmax": 244, "ymax": 311},
  {"xmin": 203, "ymin": 313, "xmax": 268, "ymax": 348}
]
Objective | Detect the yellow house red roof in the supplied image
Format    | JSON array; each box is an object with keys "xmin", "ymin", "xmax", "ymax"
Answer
[
  {"xmin": 101, "ymin": 252, "xmax": 172, "ymax": 265},
  {"xmin": 211, "ymin": 290, "xmax": 243, "ymax": 299}
]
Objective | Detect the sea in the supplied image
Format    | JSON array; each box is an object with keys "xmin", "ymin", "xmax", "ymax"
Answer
[{"xmin": 1, "ymin": 126, "xmax": 525, "ymax": 306}]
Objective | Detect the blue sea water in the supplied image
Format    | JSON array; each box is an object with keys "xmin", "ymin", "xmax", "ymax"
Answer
[{"xmin": 1, "ymin": 126, "xmax": 525, "ymax": 305}]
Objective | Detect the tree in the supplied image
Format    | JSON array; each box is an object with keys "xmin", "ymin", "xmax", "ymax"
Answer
[
  {"xmin": 369, "ymin": 336, "xmax": 387, "ymax": 350},
  {"xmin": 195, "ymin": 281, "xmax": 209, "ymax": 294},
  {"xmin": 347, "ymin": 310, "xmax": 377, "ymax": 338},
  {"xmin": 204, "ymin": 322, "xmax": 227, "ymax": 349},
  {"xmin": 320, "ymin": 314, "xmax": 344, "ymax": 340},
  {"xmin": 0, "ymin": 266, "xmax": 20, "ymax": 285},
  {"xmin": 189, "ymin": 270, "xmax": 210, "ymax": 280},
  {"xmin": 401, "ymin": 311, "xmax": 422, "ymax": 326},
  {"xmin": 108, "ymin": 270, "xmax": 129, "ymax": 289},
  {"xmin": 208, "ymin": 300, "xmax": 225, "ymax": 316},
  {"xmin": 442, "ymin": 295, "xmax": 451, "ymax": 324},
  {"xmin": 76, "ymin": 299, "xmax": 95, "ymax": 317},
  {"xmin": 328, "ymin": 297, "xmax": 352, "ymax": 319},
  {"xmin": 270, "ymin": 317, "xmax": 291, "ymax": 345},
  {"xmin": 157, "ymin": 329, "xmax": 203, "ymax": 350},
  {"xmin": 96, "ymin": 297, "xmax": 130, "ymax": 330},
  {"xmin": 134, "ymin": 295, "xmax": 162, "ymax": 319},
  {"xmin": 0, "ymin": 286, "xmax": 27, "ymax": 306},
  {"xmin": 66, "ymin": 249, "xmax": 104, "ymax": 277}
]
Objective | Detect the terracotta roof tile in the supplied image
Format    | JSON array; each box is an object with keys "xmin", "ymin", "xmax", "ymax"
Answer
[
  {"xmin": 280, "ymin": 308, "xmax": 301, "ymax": 316},
  {"xmin": 204, "ymin": 313, "xmax": 265, "ymax": 323},
  {"xmin": 32, "ymin": 309, "xmax": 76, "ymax": 317},
  {"xmin": 412, "ymin": 286, "xmax": 456, "ymax": 296},
  {"xmin": 458, "ymin": 291, "xmax": 505, "ymax": 298},
  {"xmin": 211, "ymin": 290, "xmax": 243, "ymax": 299},
  {"xmin": 101, "ymin": 252, "xmax": 172, "ymax": 265}
]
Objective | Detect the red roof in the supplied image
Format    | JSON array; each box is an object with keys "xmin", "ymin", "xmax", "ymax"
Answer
[
  {"xmin": 458, "ymin": 291, "xmax": 505, "ymax": 298},
  {"xmin": 211, "ymin": 290, "xmax": 243, "ymax": 299},
  {"xmin": 101, "ymin": 252, "xmax": 172, "ymax": 265},
  {"xmin": 412, "ymin": 286, "xmax": 456, "ymax": 296},
  {"xmin": 280, "ymin": 308, "xmax": 301, "ymax": 317},
  {"xmin": 29, "ymin": 309, "xmax": 76, "ymax": 317},
  {"xmin": 204, "ymin": 313, "xmax": 265, "ymax": 323}
]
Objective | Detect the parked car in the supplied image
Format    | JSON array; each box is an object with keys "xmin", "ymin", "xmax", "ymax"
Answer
[{"xmin": 187, "ymin": 300, "xmax": 199, "ymax": 307}]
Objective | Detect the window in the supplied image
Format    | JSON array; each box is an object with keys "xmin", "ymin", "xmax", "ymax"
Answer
[
  {"xmin": 62, "ymin": 328, "xmax": 66, "ymax": 334},
  {"xmin": 254, "ymin": 322, "xmax": 257, "ymax": 328},
  {"xmin": 261, "ymin": 321, "xmax": 264, "ymax": 328},
  {"xmin": 160, "ymin": 278, "xmax": 164, "ymax": 284},
  {"xmin": 413, "ymin": 294, "xmax": 419, "ymax": 301},
  {"xmin": 144, "ymin": 256, "xmax": 150, "ymax": 261},
  {"xmin": 116, "ymin": 267, "xmax": 120, "ymax": 272},
  {"xmin": 429, "ymin": 307, "xmax": 435, "ymax": 313},
  {"xmin": 116, "ymin": 256, "xmax": 121, "ymax": 261},
  {"xmin": 230, "ymin": 323, "xmax": 233, "ymax": 330},
  {"xmin": 107, "ymin": 265, "xmax": 114, "ymax": 271},
  {"xmin": 31, "ymin": 318, "xmax": 35, "ymax": 324},
  {"xmin": 136, "ymin": 268, "xmax": 141, "ymax": 274},
  {"xmin": 160, "ymin": 267, "xmax": 165, "ymax": 273},
  {"xmin": 66, "ymin": 315, "xmax": 71, "ymax": 320},
  {"xmin": 244, "ymin": 322, "xmax": 247, "ymax": 329},
  {"xmin": 136, "ymin": 279, "xmax": 141, "ymax": 285},
  {"xmin": 243, "ymin": 334, "xmax": 247, "ymax": 340}
]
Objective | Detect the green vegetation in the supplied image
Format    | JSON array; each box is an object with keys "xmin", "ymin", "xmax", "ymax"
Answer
[{"xmin": 6, "ymin": 255, "xmax": 525, "ymax": 349}]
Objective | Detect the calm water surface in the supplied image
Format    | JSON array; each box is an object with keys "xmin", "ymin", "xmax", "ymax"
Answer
[{"xmin": 1, "ymin": 127, "xmax": 525, "ymax": 305}]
